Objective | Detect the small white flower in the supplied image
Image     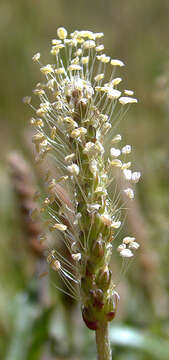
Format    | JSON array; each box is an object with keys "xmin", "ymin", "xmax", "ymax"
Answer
[
  {"xmin": 33, "ymin": 88, "xmax": 45, "ymax": 96},
  {"xmin": 71, "ymin": 127, "xmax": 87, "ymax": 139},
  {"xmin": 111, "ymin": 221, "xmax": 121, "ymax": 229},
  {"xmin": 107, "ymin": 89, "xmax": 121, "ymax": 99},
  {"xmin": 77, "ymin": 30, "xmax": 95, "ymax": 40},
  {"xmin": 123, "ymin": 169, "xmax": 132, "ymax": 181},
  {"xmin": 32, "ymin": 52, "xmax": 40, "ymax": 62},
  {"xmin": 40, "ymin": 64, "xmax": 54, "ymax": 74},
  {"xmin": 129, "ymin": 241, "xmax": 140, "ymax": 250},
  {"xmin": 52, "ymin": 39, "xmax": 62, "ymax": 45},
  {"xmin": 71, "ymin": 56, "xmax": 80, "ymax": 65},
  {"xmin": 119, "ymin": 97, "xmax": 138, "ymax": 105},
  {"xmin": 117, "ymin": 244, "xmax": 126, "ymax": 252},
  {"xmin": 72, "ymin": 253, "xmax": 82, "ymax": 261},
  {"xmin": 52, "ymin": 43, "xmax": 65, "ymax": 50},
  {"xmin": 50, "ymin": 46, "xmax": 60, "ymax": 56},
  {"xmin": 94, "ymin": 73, "xmax": 104, "ymax": 81},
  {"xmin": 67, "ymin": 164, "xmax": 80, "ymax": 176},
  {"xmin": 75, "ymin": 48, "xmax": 82, "ymax": 56},
  {"xmin": 64, "ymin": 117, "xmax": 78, "ymax": 129},
  {"xmin": 123, "ymin": 236, "xmax": 135, "ymax": 244},
  {"xmin": 79, "ymin": 127, "xmax": 88, "ymax": 136},
  {"xmin": 89, "ymin": 159, "xmax": 98, "ymax": 177},
  {"xmin": 111, "ymin": 77, "xmax": 122, "ymax": 86},
  {"xmin": 111, "ymin": 59, "xmax": 125, "ymax": 67},
  {"xmin": 95, "ymin": 141, "xmax": 105, "ymax": 155},
  {"xmin": 131, "ymin": 171, "xmax": 141, "ymax": 183},
  {"xmin": 73, "ymin": 212, "xmax": 82, "ymax": 225},
  {"xmin": 110, "ymin": 147, "xmax": 121, "ymax": 157},
  {"xmin": 112, "ymin": 134, "xmax": 122, "ymax": 143},
  {"xmin": 95, "ymin": 86, "xmax": 102, "ymax": 92},
  {"xmin": 110, "ymin": 159, "xmax": 122, "ymax": 168},
  {"xmin": 87, "ymin": 203, "xmax": 101, "ymax": 212},
  {"xmin": 68, "ymin": 64, "xmax": 82, "ymax": 71},
  {"xmin": 100, "ymin": 214, "xmax": 112, "ymax": 226},
  {"xmin": 71, "ymin": 241, "xmax": 78, "ymax": 252},
  {"xmin": 83, "ymin": 142, "xmax": 95, "ymax": 155},
  {"xmin": 23, "ymin": 96, "xmax": 31, "ymax": 104},
  {"xmin": 96, "ymin": 44, "xmax": 104, "ymax": 52},
  {"xmin": 120, "ymin": 249, "xmax": 133, "ymax": 258},
  {"xmin": 124, "ymin": 188, "xmax": 134, "ymax": 199},
  {"xmin": 50, "ymin": 224, "xmax": 67, "ymax": 231},
  {"xmin": 55, "ymin": 67, "xmax": 65, "ymax": 74},
  {"xmin": 64, "ymin": 38, "xmax": 77, "ymax": 47},
  {"xmin": 95, "ymin": 32, "xmax": 104, "ymax": 39},
  {"xmin": 95, "ymin": 187, "xmax": 107, "ymax": 196},
  {"xmin": 102, "ymin": 122, "xmax": 111, "ymax": 135},
  {"xmin": 57, "ymin": 27, "xmax": 68, "ymax": 40},
  {"xmin": 121, "ymin": 162, "xmax": 131, "ymax": 169},
  {"xmin": 81, "ymin": 56, "xmax": 89, "ymax": 64},
  {"xmin": 97, "ymin": 54, "xmax": 110, "ymax": 63},
  {"xmin": 122, "ymin": 145, "xmax": 131, "ymax": 154},
  {"xmin": 51, "ymin": 260, "xmax": 61, "ymax": 271},
  {"xmin": 124, "ymin": 89, "xmax": 134, "ymax": 96},
  {"xmin": 64, "ymin": 153, "xmax": 75, "ymax": 163},
  {"xmin": 83, "ymin": 40, "xmax": 96, "ymax": 49}
]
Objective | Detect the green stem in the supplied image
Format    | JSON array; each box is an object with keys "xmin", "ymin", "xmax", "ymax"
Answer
[{"xmin": 95, "ymin": 322, "xmax": 112, "ymax": 360}]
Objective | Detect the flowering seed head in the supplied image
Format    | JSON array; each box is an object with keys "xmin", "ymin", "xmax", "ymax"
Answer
[{"xmin": 26, "ymin": 27, "xmax": 141, "ymax": 329}]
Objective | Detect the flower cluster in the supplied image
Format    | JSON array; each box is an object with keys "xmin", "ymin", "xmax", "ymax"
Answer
[{"xmin": 24, "ymin": 27, "xmax": 140, "ymax": 330}]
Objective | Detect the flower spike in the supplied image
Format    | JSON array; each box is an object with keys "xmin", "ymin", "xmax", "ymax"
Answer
[{"xmin": 25, "ymin": 27, "xmax": 140, "ymax": 359}]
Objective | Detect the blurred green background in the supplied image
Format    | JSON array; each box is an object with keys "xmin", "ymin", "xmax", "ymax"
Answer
[{"xmin": 1, "ymin": 0, "xmax": 169, "ymax": 359}]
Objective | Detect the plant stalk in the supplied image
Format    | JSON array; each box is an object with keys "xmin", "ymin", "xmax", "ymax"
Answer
[{"xmin": 95, "ymin": 322, "xmax": 112, "ymax": 360}]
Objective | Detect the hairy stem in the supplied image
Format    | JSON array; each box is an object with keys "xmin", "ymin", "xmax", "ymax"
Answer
[{"xmin": 95, "ymin": 322, "xmax": 112, "ymax": 360}]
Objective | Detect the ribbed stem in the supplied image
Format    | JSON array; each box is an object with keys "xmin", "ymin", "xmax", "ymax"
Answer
[{"xmin": 95, "ymin": 322, "xmax": 112, "ymax": 360}]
